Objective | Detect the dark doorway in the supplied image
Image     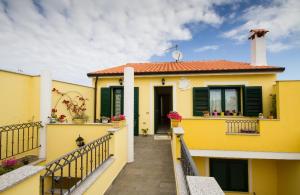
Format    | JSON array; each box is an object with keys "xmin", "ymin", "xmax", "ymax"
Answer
[{"xmin": 154, "ymin": 86, "xmax": 173, "ymax": 134}]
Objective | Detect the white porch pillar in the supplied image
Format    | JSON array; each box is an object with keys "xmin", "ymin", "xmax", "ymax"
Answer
[
  {"xmin": 124, "ymin": 67, "xmax": 134, "ymax": 162},
  {"xmin": 39, "ymin": 68, "xmax": 52, "ymax": 159}
]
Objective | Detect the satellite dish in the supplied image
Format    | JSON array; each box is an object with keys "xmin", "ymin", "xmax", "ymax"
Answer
[{"xmin": 172, "ymin": 50, "xmax": 183, "ymax": 61}]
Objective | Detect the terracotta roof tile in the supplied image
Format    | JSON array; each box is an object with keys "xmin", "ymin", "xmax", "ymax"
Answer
[{"xmin": 87, "ymin": 60, "xmax": 284, "ymax": 77}]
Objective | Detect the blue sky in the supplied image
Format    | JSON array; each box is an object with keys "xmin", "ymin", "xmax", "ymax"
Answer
[
  {"xmin": 0, "ymin": 0, "xmax": 299, "ymax": 85},
  {"xmin": 151, "ymin": 0, "xmax": 300, "ymax": 80}
]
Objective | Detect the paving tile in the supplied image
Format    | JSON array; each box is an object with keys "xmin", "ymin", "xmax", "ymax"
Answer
[{"xmin": 105, "ymin": 136, "xmax": 176, "ymax": 195}]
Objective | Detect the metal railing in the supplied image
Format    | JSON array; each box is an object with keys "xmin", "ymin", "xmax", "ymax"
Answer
[
  {"xmin": 0, "ymin": 121, "xmax": 43, "ymax": 160},
  {"xmin": 179, "ymin": 135, "xmax": 199, "ymax": 177},
  {"xmin": 226, "ymin": 119, "xmax": 259, "ymax": 134},
  {"xmin": 40, "ymin": 133, "xmax": 113, "ymax": 195}
]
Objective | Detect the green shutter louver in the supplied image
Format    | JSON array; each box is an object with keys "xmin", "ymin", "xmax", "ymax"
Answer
[
  {"xmin": 193, "ymin": 87, "xmax": 209, "ymax": 116},
  {"xmin": 100, "ymin": 88, "xmax": 111, "ymax": 118},
  {"xmin": 243, "ymin": 86, "xmax": 262, "ymax": 116}
]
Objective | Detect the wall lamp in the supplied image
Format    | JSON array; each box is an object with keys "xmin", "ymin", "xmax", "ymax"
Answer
[
  {"xmin": 76, "ymin": 135, "xmax": 85, "ymax": 147},
  {"xmin": 162, "ymin": 78, "xmax": 165, "ymax": 85},
  {"xmin": 119, "ymin": 78, "xmax": 123, "ymax": 85}
]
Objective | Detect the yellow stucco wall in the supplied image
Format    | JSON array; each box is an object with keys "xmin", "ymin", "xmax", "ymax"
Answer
[
  {"xmin": 0, "ymin": 172, "xmax": 40, "ymax": 195},
  {"xmin": 0, "ymin": 71, "xmax": 40, "ymax": 125},
  {"xmin": 52, "ymin": 80, "xmax": 94, "ymax": 123},
  {"xmin": 45, "ymin": 123, "xmax": 111, "ymax": 162},
  {"xmin": 277, "ymin": 160, "xmax": 300, "ymax": 195},
  {"xmin": 193, "ymin": 157, "xmax": 279, "ymax": 195},
  {"xmin": 0, "ymin": 70, "xmax": 94, "ymax": 126},
  {"xmin": 180, "ymin": 81, "xmax": 300, "ymax": 153},
  {"xmin": 84, "ymin": 126, "xmax": 128, "ymax": 195},
  {"xmin": 96, "ymin": 73, "xmax": 277, "ymax": 135}
]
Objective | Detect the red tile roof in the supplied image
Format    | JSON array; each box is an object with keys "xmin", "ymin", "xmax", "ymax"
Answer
[{"xmin": 87, "ymin": 60, "xmax": 284, "ymax": 77}]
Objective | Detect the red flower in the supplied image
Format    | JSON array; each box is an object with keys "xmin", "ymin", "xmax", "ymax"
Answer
[{"xmin": 167, "ymin": 111, "xmax": 182, "ymax": 121}]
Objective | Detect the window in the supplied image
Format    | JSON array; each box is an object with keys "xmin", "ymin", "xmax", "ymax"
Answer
[
  {"xmin": 210, "ymin": 159, "xmax": 248, "ymax": 192},
  {"xmin": 209, "ymin": 87, "xmax": 240, "ymax": 115},
  {"xmin": 112, "ymin": 88, "xmax": 123, "ymax": 116}
]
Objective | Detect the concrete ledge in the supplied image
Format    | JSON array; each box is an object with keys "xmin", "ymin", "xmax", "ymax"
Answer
[
  {"xmin": 70, "ymin": 158, "xmax": 115, "ymax": 195},
  {"xmin": 0, "ymin": 165, "xmax": 44, "ymax": 192},
  {"xmin": 175, "ymin": 162, "xmax": 188, "ymax": 195},
  {"xmin": 187, "ymin": 176, "xmax": 224, "ymax": 195},
  {"xmin": 173, "ymin": 127, "xmax": 184, "ymax": 135},
  {"xmin": 47, "ymin": 123, "xmax": 113, "ymax": 126},
  {"xmin": 190, "ymin": 149, "xmax": 300, "ymax": 160}
]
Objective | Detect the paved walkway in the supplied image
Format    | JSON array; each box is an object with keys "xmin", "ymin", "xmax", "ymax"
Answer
[{"xmin": 105, "ymin": 136, "xmax": 176, "ymax": 195}]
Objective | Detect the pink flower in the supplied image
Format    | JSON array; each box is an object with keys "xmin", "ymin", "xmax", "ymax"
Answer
[
  {"xmin": 167, "ymin": 111, "xmax": 182, "ymax": 121},
  {"xmin": 2, "ymin": 158, "xmax": 17, "ymax": 167}
]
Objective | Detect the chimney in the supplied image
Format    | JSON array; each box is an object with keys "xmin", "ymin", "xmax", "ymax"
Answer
[{"xmin": 249, "ymin": 29, "xmax": 269, "ymax": 66}]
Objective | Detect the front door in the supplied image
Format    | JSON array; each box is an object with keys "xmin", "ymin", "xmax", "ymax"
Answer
[{"xmin": 154, "ymin": 86, "xmax": 173, "ymax": 134}]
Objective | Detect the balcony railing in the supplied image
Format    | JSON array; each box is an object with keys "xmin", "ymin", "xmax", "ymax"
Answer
[
  {"xmin": 226, "ymin": 119, "xmax": 259, "ymax": 134},
  {"xmin": 40, "ymin": 133, "xmax": 113, "ymax": 195},
  {"xmin": 179, "ymin": 135, "xmax": 199, "ymax": 194},
  {"xmin": 0, "ymin": 121, "xmax": 43, "ymax": 160}
]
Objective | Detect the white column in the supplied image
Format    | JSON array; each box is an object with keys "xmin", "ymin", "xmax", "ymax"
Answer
[
  {"xmin": 39, "ymin": 68, "xmax": 52, "ymax": 159},
  {"xmin": 124, "ymin": 67, "xmax": 134, "ymax": 162}
]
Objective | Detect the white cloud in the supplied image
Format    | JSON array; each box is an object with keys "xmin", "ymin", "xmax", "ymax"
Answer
[
  {"xmin": 0, "ymin": 0, "xmax": 234, "ymax": 85},
  {"xmin": 223, "ymin": 0, "xmax": 300, "ymax": 52},
  {"xmin": 194, "ymin": 45, "xmax": 220, "ymax": 52}
]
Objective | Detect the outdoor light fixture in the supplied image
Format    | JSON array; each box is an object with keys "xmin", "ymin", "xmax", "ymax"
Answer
[
  {"xmin": 162, "ymin": 78, "xmax": 165, "ymax": 85},
  {"xmin": 119, "ymin": 78, "xmax": 123, "ymax": 85},
  {"xmin": 76, "ymin": 135, "xmax": 85, "ymax": 147}
]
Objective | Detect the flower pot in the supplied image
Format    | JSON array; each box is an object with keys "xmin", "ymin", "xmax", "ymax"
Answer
[
  {"xmin": 171, "ymin": 119, "xmax": 180, "ymax": 128},
  {"xmin": 112, "ymin": 121, "xmax": 121, "ymax": 128},
  {"xmin": 72, "ymin": 118, "xmax": 85, "ymax": 124},
  {"xmin": 102, "ymin": 118, "xmax": 109, "ymax": 123}
]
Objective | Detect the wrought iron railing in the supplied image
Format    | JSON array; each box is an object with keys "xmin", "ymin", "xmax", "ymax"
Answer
[
  {"xmin": 0, "ymin": 121, "xmax": 43, "ymax": 160},
  {"xmin": 226, "ymin": 119, "xmax": 259, "ymax": 134},
  {"xmin": 40, "ymin": 133, "xmax": 113, "ymax": 195},
  {"xmin": 179, "ymin": 135, "xmax": 199, "ymax": 177}
]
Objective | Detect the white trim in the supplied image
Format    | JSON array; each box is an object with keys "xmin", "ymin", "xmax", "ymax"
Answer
[
  {"xmin": 203, "ymin": 81, "xmax": 249, "ymax": 87},
  {"xmin": 90, "ymin": 71, "xmax": 279, "ymax": 79},
  {"xmin": 149, "ymin": 81, "xmax": 177, "ymax": 134},
  {"xmin": 190, "ymin": 150, "xmax": 300, "ymax": 160},
  {"xmin": 105, "ymin": 82, "xmax": 120, "ymax": 87}
]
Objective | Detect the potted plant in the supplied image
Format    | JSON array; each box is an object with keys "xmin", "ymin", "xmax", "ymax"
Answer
[
  {"xmin": 111, "ymin": 114, "xmax": 126, "ymax": 128},
  {"xmin": 225, "ymin": 110, "xmax": 230, "ymax": 116},
  {"xmin": 49, "ymin": 108, "xmax": 58, "ymax": 123},
  {"xmin": 232, "ymin": 110, "xmax": 237, "ymax": 116},
  {"xmin": 213, "ymin": 109, "xmax": 218, "ymax": 117},
  {"xmin": 167, "ymin": 111, "xmax": 182, "ymax": 127},
  {"xmin": 268, "ymin": 111, "xmax": 274, "ymax": 119},
  {"xmin": 141, "ymin": 128, "xmax": 149, "ymax": 136},
  {"xmin": 203, "ymin": 111, "xmax": 210, "ymax": 117},
  {"xmin": 58, "ymin": 114, "xmax": 66, "ymax": 123},
  {"xmin": 52, "ymin": 88, "xmax": 89, "ymax": 124},
  {"xmin": 101, "ymin": 116, "xmax": 110, "ymax": 123}
]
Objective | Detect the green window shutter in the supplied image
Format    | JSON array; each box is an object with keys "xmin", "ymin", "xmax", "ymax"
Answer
[
  {"xmin": 100, "ymin": 88, "xmax": 111, "ymax": 117},
  {"xmin": 193, "ymin": 87, "xmax": 209, "ymax": 116},
  {"xmin": 243, "ymin": 86, "xmax": 262, "ymax": 116}
]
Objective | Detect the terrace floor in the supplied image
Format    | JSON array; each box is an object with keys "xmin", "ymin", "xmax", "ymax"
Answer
[{"xmin": 105, "ymin": 135, "xmax": 176, "ymax": 195}]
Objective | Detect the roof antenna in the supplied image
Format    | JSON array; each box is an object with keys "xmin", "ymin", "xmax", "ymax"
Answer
[{"xmin": 165, "ymin": 44, "xmax": 183, "ymax": 62}]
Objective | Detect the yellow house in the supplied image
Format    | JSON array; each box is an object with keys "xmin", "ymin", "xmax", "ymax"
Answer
[{"xmin": 85, "ymin": 29, "xmax": 300, "ymax": 195}]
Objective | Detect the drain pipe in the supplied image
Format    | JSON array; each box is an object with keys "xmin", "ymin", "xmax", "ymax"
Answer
[{"xmin": 93, "ymin": 76, "xmax": 99, "ymax": 123}]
